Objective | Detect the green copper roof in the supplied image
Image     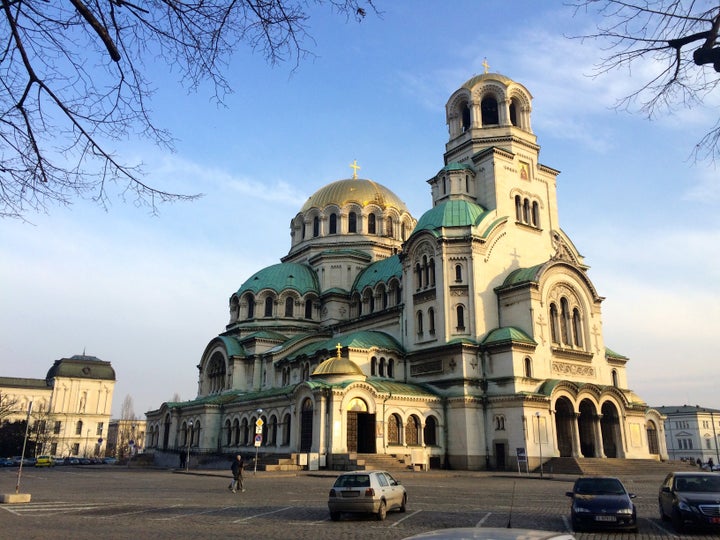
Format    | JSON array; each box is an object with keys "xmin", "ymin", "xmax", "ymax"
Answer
[
  {"xmin": 439, "ymin": 162, "xmax": 475, "ymax": 173},
  {"xmin": 501, "ymin": 264, "xmax": 544, "ymax": 287},
  {"xmin": 353, "ymin": 255, "xmax": 402, "ymax": 292},
  {"xmin": 215, "ymin": 336, "xmax": 245, "ymax": 357},
  {"xmin": 480, "ymin": 326, "xmax": 536, "ymax": 346},
  {"xmin": 236, "ymin": 262, "xmax": 320, "ymax": 296},
  {"xmin": 605, "ymin": 347, "xmax": 628, "ymax": 360},
  {"xmin": 412, "ymin": 200, "xmax": 489, "ymax": 235},
  {"xmin": 345, "ymin": 378, "xmax": 439, "ymax": 398},
  {"xmin": 288, "ymin": 330, "xmax": 403, "ymax": 360}
]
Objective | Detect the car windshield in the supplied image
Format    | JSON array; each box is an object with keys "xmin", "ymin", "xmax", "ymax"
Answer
[
  {"xmin": 334, "ymin": 474, "xmax": 370, "ymax": 488},
  {"xmin": 675, "ymin": 475, "xmax": 720, "ymax": 492},
  {"xmin": 575, "ymin": 478, "xmax": 625, "ymax": 495}
]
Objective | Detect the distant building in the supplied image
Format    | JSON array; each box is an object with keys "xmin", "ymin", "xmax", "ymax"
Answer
[
  {"xmin": 147, "ymin": 71, "xmax": 667, "ymax": 470},
  {"xmin": 655, "ymin": 405, "xmax": 720, "ymax": 465},
  {"xmin": 0, "ymin": 354, "xmax": 115, "ymax": 457},
  {"xmin": 106, "ymin": 419, "xmax": 147, "ymax": 458}
]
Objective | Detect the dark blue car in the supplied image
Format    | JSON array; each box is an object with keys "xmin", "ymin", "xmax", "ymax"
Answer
[
  {"xmin": 659, "ymin": 471, "xmax": 720, "ymax": 532},
  {"xmin": 566, "ymin": 476, "xmax": 637, "ymax": 532}
]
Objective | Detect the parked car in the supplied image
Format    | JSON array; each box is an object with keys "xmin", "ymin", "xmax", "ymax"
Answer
[
  {"xmin": 566, "ymin": 476, "xmax": 637, "ymax": 532},
  {"xmin": 53, "ymin": 457, "xmax": 65, "ymax": 465},
  {"xmin": 658, "ymin": 471, "xmax": 720, "ymax": 532},
  {"xmin": 0, "ymin": 457, "xmax": 13, "ymax": 467},
  {"xmin": 103, "ymin": 457, "xmax": 118, "ymax": 465},
  {"xmin": 402, "ymin": 528, "xmax": 576, "ymax": 540},
  {"xmin": 327, "ymin": 470, "xmax": 407, "ymax": 521},
  {"xmin": 35, "ymin": 455, "xmax": 54, "ymax": 467},
  {"xmin": 67, "ymin": 457, "xmax": 80, "ymax": 465}
]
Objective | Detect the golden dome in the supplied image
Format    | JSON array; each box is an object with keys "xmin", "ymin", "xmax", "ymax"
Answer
[
  {"xmin": 312, "ymin": 356, "xmax": 364, "ymax": 377},
  {"xmin": 300, "ymin": 178, "xmax": 410, "ymax": 214}
]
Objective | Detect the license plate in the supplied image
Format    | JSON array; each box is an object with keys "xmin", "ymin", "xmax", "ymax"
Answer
[
  {"xmin": 595, "ymin": 516, "xmax": 617, "ymax": 522},
  {"xmin": 710, "ymin": 517, "xmax": 720, "ymax": 524},
  {"xmin": 341, "ymin": 491, "xmax": 360, "ymax": 498}
]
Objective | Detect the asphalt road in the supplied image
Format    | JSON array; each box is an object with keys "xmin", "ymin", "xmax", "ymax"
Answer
[{"xmin": 1, "ymin": 465, "xmax": 719, "ymax": 539}]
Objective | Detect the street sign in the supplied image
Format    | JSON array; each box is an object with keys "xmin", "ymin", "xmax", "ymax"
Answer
[
  {"xmin": 97, "ymin": 438, "xmax": 103, "ymax": 444},
  {"xmin": 254, "ymin": 434, "xmax": 262, "ymax": 447},
  {"xmin": 256, "ymin": 418, "xmax": 263, "ymax": 427},
  {"xmin": 129, "ymin": 440, "xmax": 135, "ymax": 447},
  {"xmin": 255, "ymin": 425, "xmax": 263, "ymax": 434}
]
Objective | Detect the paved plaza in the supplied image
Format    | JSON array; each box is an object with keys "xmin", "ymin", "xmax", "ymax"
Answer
[{"xmin": 1, "ymin": 465, "xmax": 719, "ymax": 539}]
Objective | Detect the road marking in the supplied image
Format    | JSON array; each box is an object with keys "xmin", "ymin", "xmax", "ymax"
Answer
[
  {"xmin": 0, "ymin": 502, "xmax": 118, "ymax": 516},
  {"xmin": 95, "ymin": 504, "xmax": 183, "ymax": 519},
  {"xmin": 561, "ymin": 515, "xmax": 571, "ymax": 532},
  {"xmin": 151, "ymin": 505, "xmax": 235, "ymax": 521},
  {"xmin": 390, "ymin": 509, "xmax": 422, "ymax": 527},
  {"xmin": 647, "ymin": 517, "xmax": 678, "ymax": 537},
  {"xmin": 475, "ymin": 512, "xmax": 491, "ymax": 527},
  {"xmin": 232, "ymin": 506, "xmax": 292, "ymax": 523}
]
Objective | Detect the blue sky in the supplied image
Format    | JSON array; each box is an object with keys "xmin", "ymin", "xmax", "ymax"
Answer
[{"xmin": 1, "ymin": 1, "xmax": 718, "ymax": 418}]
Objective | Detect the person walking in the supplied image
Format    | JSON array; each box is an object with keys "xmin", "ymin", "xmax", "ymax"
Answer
[{"xmin": 228, "ymin": 454, "xmax": 245, "ymax": 493}]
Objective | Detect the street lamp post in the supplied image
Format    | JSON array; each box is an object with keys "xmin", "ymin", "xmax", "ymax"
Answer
[
  {"xmin": 535, "ymin": 412, "xmax": 544, "ymax": 479},
  {"xmin": 185, "ymin": 420, "xmax": 193, "ymax": 472}
]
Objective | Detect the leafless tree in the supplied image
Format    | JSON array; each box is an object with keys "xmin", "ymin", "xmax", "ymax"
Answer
[
  {"xmin": 0, "ymin": 391, "xmax": 19, "ymax": 421},
  {"xmin": 0, "ymin": 0, "xmax": 377, "ymax": 218},
  {"xmin": 568, "ymin": 1, "xmax": 720, "ymax": 160}
]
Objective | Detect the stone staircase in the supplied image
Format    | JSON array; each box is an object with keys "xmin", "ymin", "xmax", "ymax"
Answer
[
  {"xmin": 541, "ymin": 457, "xmax": 697, "ymax": 476},
  {"xmin": 254, "ymin": 453, "xmax": 304, "ymax": 472},
  {"xmin": 330, "ymin": 453, "xmax": 411, "ymax": 472}
]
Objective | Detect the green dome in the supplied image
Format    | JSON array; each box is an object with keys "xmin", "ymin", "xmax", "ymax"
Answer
[
  {"xmin": 352, "ymin": 255, "xmax": 402, "ymax": 293},
  {"xmin": 236, "ymin": 263, "xmax": 319, "ymax": 296},
  {"xmin": 413, "ymin": 200, "xmax": 489, "ymax": 235}
]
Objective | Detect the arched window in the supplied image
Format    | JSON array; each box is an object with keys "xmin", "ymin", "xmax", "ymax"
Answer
[
  {"xmin": 429, "ymin": 258, "xmax": 436, "ymax": 286},
  {"xmin": 371, "ymin": 357, "xmax": 377, "ymax": 376},
  {"xmin": 428, "ymin": 307, "xmax": 435, "ymax": 335},
  {"xmin": 415, "ymin": 262, "xmax": 422, "ymax": 290},
  {"xmin": 379, "ymin": 357, "xmax": 386, "ymax": 377},
  {"xmin": 495, "ymin": 415, "xmax": 506, "ymax": 430},
  {"xmin": 572, "ymin": 308, "xmax": 583, "ymax": 347},
  {"xmin": 301, "ymin": 222, "xmax": 306, "ymax": 239},
  {"xmin": 76, "ymin": 420, "xmax": 83, "ymax": 435},
  {"xmin": 401, "ymin": 223, "xmax": 407, "ymax": 240},
  {"xmin": 424, "ymin": 416, "xmax": 438, "ymax": 446},
  {"xmin": 531, "ymin": 201, "xmax": 540, "ymax": 227},
  {"xmin": 304, "ymin": 299, "xmax": 313, "ymax": 319},
  {"xmin": 442, "ymin": 176, "xmax": 447, "ymax": 194},
  {"xmin": 348, "ymin": 212, "xmax": 357, "ymax": 233},
  {"xmin": 560, "ymin": 297, "xmax": 571, "ymax": 344},
  {"xmin": 312, "ymin": 216, "xmax": 320, "ymax": 237},
  {"xmin": 481, "ymin": 96, "xmax": 499, "ymax": 125},
  {"xmin": 329, "ymin": 213, "xmax": 337, "ymax": 234},
  {"xmin": 456, "ymin": 305, "xmax": 465, "ymax": 331},
  {"xmin": 284, "ymin": 297, "xmax": 294, "ymax": 317},
  {"xmin": 515, "ymin": 195, "xmax": 522, "ymax": 221},
  {"xmin": 232, "ymin": 418, "xmax": 240, "ymax": 446},
  {"xmin": 385, "ymin": 217, "xmax": 393, "ymax": 237},
  {"xmin": 423, "ymin": 255, "xmax": 429, "ymax": 287},
  {"xmin": 549, "ymin": 303, "xmax": 559, "ymax": 343},
  {"xmin": 465, "ymin": 175, "xmax": 469, "ymax": 192},
  {"xmin": 368, "ymin": 213, "xmax": 376, "ymax": 234},
  {"xmin": 416, "ymin": 311, "xmax": 424, "ymax": 336},
  {"xmin": 388, "ymin": 359, "xmax": 394, "ymax": 378},
  {"xmin": 388, "ymin": 413, "xmax": 402, "ymax": 445},
  {"xmin": 612, "ymin": 369, "xmax": 619, "ymax": 387},
  {"xmin": 510, "ymin": 99, "xmax": 518, "ymax": 126},
  {"xmin": 461, "ymin": 102, "xmax": 471, "ymax": 131},
  {"xmin": 523, "ymin": 198, "xmax": 530, "ymax": 223},
  {"xmin": 246, "ymin": 296, "xmax": 255, "ymax": 319},
  {"xmin": 455, "ymin": 264, "xmax": 462, "ymax": 282},
  {"xmin": 241, "ymin": 418, "xmax": 249, "ymax": 446},
  {"xmin": 405, "ymin": 415, "xmax": 420, "ymax": 446},
  {"xmin": 524, "ymin": 357, "xmax": 532, "ymax": 378},
  {"xmin": 264, "ymin": 296, "xmax": 273, "ymax": 317},
  {"xmin": 282, "ymin": 413, "xmax": 291, "ymax": 446}
]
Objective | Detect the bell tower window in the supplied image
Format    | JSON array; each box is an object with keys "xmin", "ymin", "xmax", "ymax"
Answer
[
  {"xmin": 481, "ymin": 96, "xmax": 499, "ymax": 125},
  {"xmin": 329, "ymin": 213, "xmax": 337, "ymax": 234},
  {"xmin": 461, "ymin": 102, "xmax": 471, "ymax": 131},
  {"xmin": 349, "ymin": 212, "xmax": 357, "ymax": 233},
  {"xmin": 368, "ymin": 213, "xmax": 376, "ymax": 234}
]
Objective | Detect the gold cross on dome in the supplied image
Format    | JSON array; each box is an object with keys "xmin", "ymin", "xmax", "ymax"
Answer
[
  {"xmin": 350, "ymin": 160, "xmax": 361, "ymax": 179},
  {"xmin": 482, "ymin": 58, "xmax": 489, "ymax": 74},
  {"xmin": 336, "ymin": 343, "xmax": 342, "ymax": 358}
]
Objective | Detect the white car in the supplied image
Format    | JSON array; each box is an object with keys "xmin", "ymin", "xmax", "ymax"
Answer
[{"xmin": 328, "ymin": 470, "xmax": 407, "ymax": 521}]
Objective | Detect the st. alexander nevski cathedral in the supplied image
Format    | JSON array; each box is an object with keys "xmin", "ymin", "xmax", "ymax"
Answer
[{"xmin": 146, "ymin": 71, "xmax": 668, "ymax": 471}]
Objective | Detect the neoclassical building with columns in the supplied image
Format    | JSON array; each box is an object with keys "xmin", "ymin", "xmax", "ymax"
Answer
[{"xmin": 145, "ymin": 71, "xmax": 667, "ymax": 470}]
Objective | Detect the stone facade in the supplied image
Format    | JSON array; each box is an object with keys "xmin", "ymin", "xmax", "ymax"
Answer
[{"xmin": 146, "ymin": 72, "xmax": 667, "ymax": 470}]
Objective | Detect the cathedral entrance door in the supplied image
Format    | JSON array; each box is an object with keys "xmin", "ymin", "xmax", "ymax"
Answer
[
  {"xmin": 346, "ymin": 412, "xmax": 377, "ymax": 453},
  {"xmin": 555, "ymin": 397, "xmax": 574, "ymax": 457},
  {"xmin": 495, "ymin": 443, "xmax": 506, "ymax": 470},
  {"xmin": 601, "ymin": 401, "xmax": 621, "ymax": 458},
  {"xmin": 578, "ymin": 399, "xmax": 597, "ymax": 457}
]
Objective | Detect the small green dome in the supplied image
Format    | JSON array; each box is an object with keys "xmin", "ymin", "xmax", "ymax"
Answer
[
  {"xmin": 413, "ymin": 200, "xmax": 489, "ymax": 235},
  {"xmin": 236, "ymin": 263, "xmax": 319, "ymax": 296}
]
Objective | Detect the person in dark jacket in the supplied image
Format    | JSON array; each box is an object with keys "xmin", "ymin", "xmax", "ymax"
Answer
[{"xmin": 228, "ymin": 454, "xmax": 245, "ymax": 493}]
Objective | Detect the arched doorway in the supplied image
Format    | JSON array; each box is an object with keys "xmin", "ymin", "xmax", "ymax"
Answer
[
  {"xmin": 346, "ymin": 397, "xmax": 376, "ymax": 453},
  {"xmin": 601, "ymin": 401, "xmax": 622, "ymax": 458},
  {"xmin": 300, "ymin": 398, "xmax": 313, "ymax": 451},
  {"xmin": 554, "ymin": 397, "xmax": 575, "ymax": 457},
  {"xmin": 162, "ymin": 413, "xmax": 171, "ymax": 450},
  {"xmin": 578, "ymin": 399, "xmax": 597, "ymax": 457},
  {"xmin": 646, "ymin": 420, "xmax": 660, "ymax": 455}
]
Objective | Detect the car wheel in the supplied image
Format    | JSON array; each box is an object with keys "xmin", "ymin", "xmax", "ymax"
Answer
[
  {"xmin": 330, "ymin": 511, "xmax": 341, "ymax": 521},
  {"xmin": 671, "ymin": 509, "xmax": 685, "ymax": 533},
  {"xmin": 376, "ymin": 500, "xmax": 387, "ymax": 521},
  {"xmin": 399, "ymin": 494, "xmax": 407, "ymax": 513}
]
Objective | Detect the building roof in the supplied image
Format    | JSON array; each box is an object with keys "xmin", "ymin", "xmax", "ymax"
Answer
[
  {"xmin": 299, "ymin": 178, "xmax": 410, "ymax": 213},
  {"xmin": 45, "ymin": 355, "xmax": 116, "ymax": 381},
  {"xmin": 480, "ymin": 326, "xmax": 536, "ymax": 347},
  {"xmin": 655, "ymin": 405, "xmax": 720, "ymax": 415},
  {"xmin": 352, "ymin": 255, "xmax": 402, "ymax": 291},
  {"xmin": 287, "ymin": 330, "xmax": 403, "ymax": 361},
  {"xmin": 0, "ymin": 376, "xmax": 50, "ymax": 390},
  {"xmin": 413, "ymin": 199, "xmax": 489, "ymax": 235},
  {"xmin": 235, "ymin": 262, "xmax": 320, "ymax": 296}
]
